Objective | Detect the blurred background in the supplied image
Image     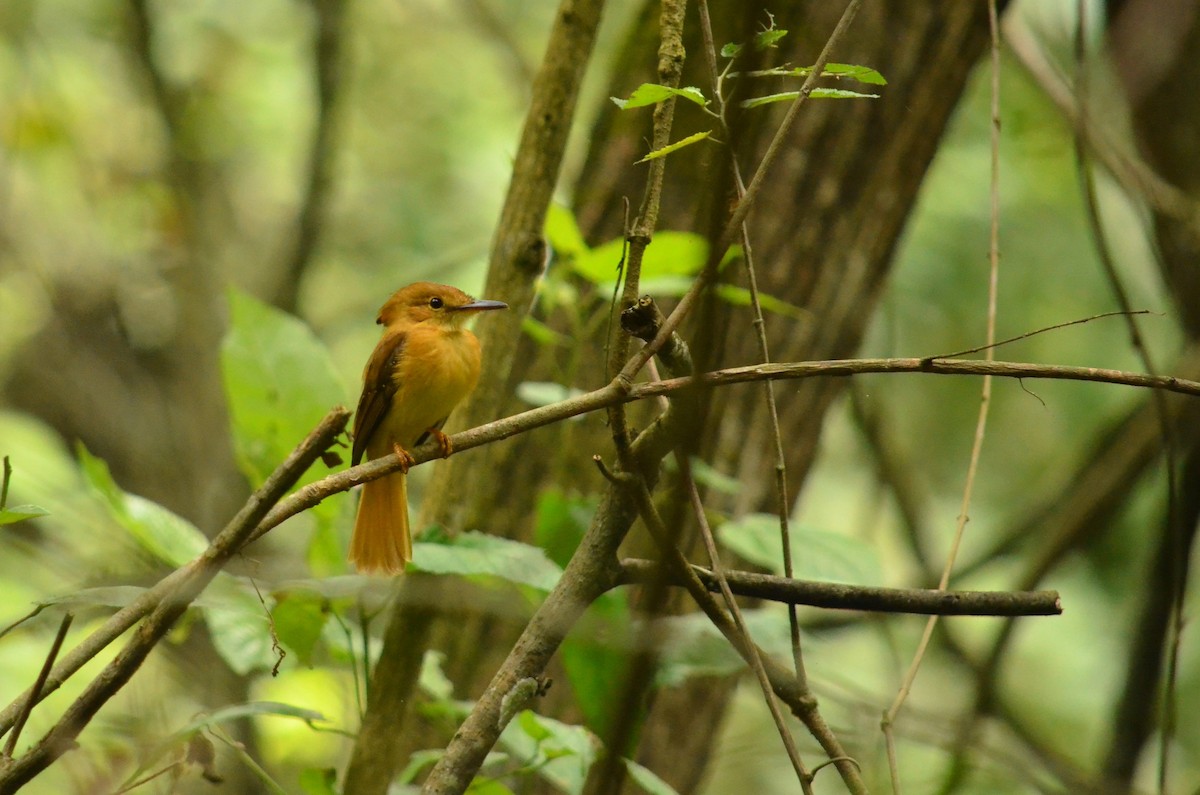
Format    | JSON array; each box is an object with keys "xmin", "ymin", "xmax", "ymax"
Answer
[{"xmin": 1, "ymin": 0, "xmax": 1198, "ymax": 792}]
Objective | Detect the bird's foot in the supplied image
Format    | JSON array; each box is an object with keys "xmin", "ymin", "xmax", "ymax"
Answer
[
  {"xmin": 391, "ymin": 444, "xmax": 416, "ymax": 473},
  {"xmin": 427, "ymin": 428, "xmax": 453, "ymax": 458}
]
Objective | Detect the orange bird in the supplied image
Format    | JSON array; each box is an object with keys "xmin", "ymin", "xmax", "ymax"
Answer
[{"xmin": 350, "ymin": 282, "xmax": 507, "ymax": 574}]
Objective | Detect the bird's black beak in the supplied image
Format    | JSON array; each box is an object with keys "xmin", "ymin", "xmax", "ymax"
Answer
[{"xmin": 454, "ymin": 299, "xmax": 508, "ymax": 312}]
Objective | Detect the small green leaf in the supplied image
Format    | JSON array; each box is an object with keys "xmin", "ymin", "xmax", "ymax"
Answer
[
  {"xmin": 821, "ymin": 62, "xmax": 887, "ymax": 85},
  {"xmin": 720, "ymin": 42, "xmax": 743, "ymax": 58},
  {"xmin": 810, "ymin": 87, "xmax": 881, "ymax": 100},
  {"xmin": 500, "ymin": 711, "xmax": 596, "ymax": 793},
  {"xmin": 521, "ymin": 316, "xmax": 569, "ymax": 347},
  {"xmin": 636, "ymin": 130, "xmax": 712, "ymax": 164},
  {"xmin": 534, "ymin": 489, "xmax": 596, "ymax": 569},
  {"xmin": 411, "ymin": 531, "xmax": 562, "ymax": 592},
  {"xmin": 753, "ymin": 27, "xmax": 788, "ymax": 50},
  {"xmin": 561, "ymin": 591, "xmax": 632, "ymax": 737},
  {"xmin": 0, "ymin": 505, "xmax": 48, "ymax": 525},
  {"xmin": 612, "ymin": 83, "xmax": 707, "ymax": 110}
]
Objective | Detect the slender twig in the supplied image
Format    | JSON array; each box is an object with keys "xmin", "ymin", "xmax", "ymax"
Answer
[
  {"xmin": 678, "ymin": 456, "xmax": 812, "ymax": 792},
  {"xmin": 931, "ymin": 310, "xmax": 1153, "ymax": 360},
  {"xmin": 1, "ymin": 456, "xmax": 11, "ymax": 509},
  {"xmin": 0, "ymin": 409, "xmax": 348, "ymax": 793},
  {"xmin": 883, "ymin": 2, "xmax": 1004, "ymax": 787},
  {"xmin": 696, "ymin": 0, "xmax": 808, "ymax": 692},
  {"xmin": 2, "ymin": 613, "xmax": 72, "ymax": 760},
  {"xmin": 616, "ymin": 0, "xmax": 866, "ymax": 386}
]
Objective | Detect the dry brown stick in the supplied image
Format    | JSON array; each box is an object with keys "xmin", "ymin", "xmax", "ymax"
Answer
[{"xmin": 0, "ymin": 408, "xmax": 348, "ymax": 793}]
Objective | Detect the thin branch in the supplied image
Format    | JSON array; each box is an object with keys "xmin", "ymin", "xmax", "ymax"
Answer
[
  {"xmin": 676, "ymin": 456, "xmax": 812, "ymax": 791},
  {"xmin": 0, "ymin": 409, "xmax": 348, "ymax": 792},
  {"xmin": 932, "ymin": 310, "xmax": 1153, "ymax": 359},
  {"xmin": 884, "ymin": 2, "xmax": 1004, "ymax": 786},
  {"xmin": 616, "ymin": 560, "xmax": 1061, "ymax": 616},
  {"xmin": 616, "ymin": 0, "xmax": 866, "ymax": 386},
  {"xmin": 696, "ymin": 0, "xmax": 807, "ymax": 693},
  {"xmin": 2, "ymin": 613, "xmax": 72, "ymax": 760}
]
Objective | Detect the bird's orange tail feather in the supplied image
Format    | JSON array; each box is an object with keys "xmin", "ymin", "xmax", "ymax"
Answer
[{"xmin": 350, "ymin": 472, "xmax": 411, "ymax": 575}]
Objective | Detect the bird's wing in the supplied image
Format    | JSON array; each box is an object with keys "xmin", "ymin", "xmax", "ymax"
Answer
[{"xmin": 351, "ymin": 329, "xmax": 407, "ymax": 465}]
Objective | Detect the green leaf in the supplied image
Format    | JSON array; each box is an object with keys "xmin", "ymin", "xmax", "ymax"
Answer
[
  {"xmin": 545, "ymin": 203, "xmax": 588, "ymax": 260},
  {"xmin": 717, "ymin": 513, "xmax": 881, "ymax": 585},
  {"xmin": 713, "ymin": 284, "xmax": 809, "ymax": 321},
  {"xmin": 411, "ymin": 531, "xmax": 562, "ymax": 592},
  {"xmin": 655, "ymin": 607, "xmax": 810, "ymax": 687},
  {"xmin": 534, "ymin": 489, "xmax": 596, "ymax": 569},
  {"xmin": 740, "ymin": 88, "xmax": 879, "ymax": 109},
  {"xmin": 720, "ymin": 42, "xmax": 743, "ymax": 58},
  {"xmin": 636, "ymin": 130, "xmax": 712, "ymax": 164},
  {"xmin": 753, "ymin": 27, "xmax": 788, "ymax": 50},
  {"xmin": 40, "ymin": 585, "xmax": 149, "ymax": 610},
  {"xmin": 623, "ymin": 759, "xmax": 680, "ymax": 795},
  {"xmin": 820, "ymin": 62, "xmax": 888, "ymax": 85},
  {"xmin": 271, "ymin": 593, "xmax": 328, "ymax": 667},
  {"xmin": 573, "ymin": 231, "xmax": 709, "ymax": 286},
  {"xmin": 220, "ymin": 288, "xmax": 347, "ymax": 489},
  {"xmin": 78, "ymin": 446, "xmax": 208, "ymax": 566},
  {"xmin": 204, "ymin": 576, "xmax": 279, "ymax": 675},
  {"xmin": 611, "ymin": 84, "xmax": 707, "ymax": 110},
  {"xmin": 500, "ymin": 711, "xmax": 596, "ymax": 794},
  {"xmin": 0, "ymin": 504, "xmax": 48, "ymax": 525},
  {"xmin": 516, "ymin": 381, "xmax": 585, "ymax": 408}
]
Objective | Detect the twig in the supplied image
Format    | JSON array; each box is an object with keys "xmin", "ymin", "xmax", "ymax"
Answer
[
  {"xmin": 930, "ymin": 310, "xmax": 1153, "ymax": 360},
  {"xmin": 1, "ymin": 456, "xmax": 11, "ymax": 509},
  {"xmin": 678, "ymin": 456, "xmax": 812, "ymax": 791},
  {"xmin": 616, "ymin": 560, "xmax": 1061, "ymax": 616},
  {"xmin": 2, "ymin": 613, "xmax": 72, "ymax": 760},
  {"xmin": 0, "ymin": 409, "xmax": 348, "ymax": 793},
  {"xmin": 616, "ymin": 0, "xmax": 866, "ymax": 386},
  {"xmin": 697, "ymin": 0, "xmax": 807, "ymax": 692},
  {"xmin": 883, "ymin": 2, "xmax": 1004, "ymax": 786}
]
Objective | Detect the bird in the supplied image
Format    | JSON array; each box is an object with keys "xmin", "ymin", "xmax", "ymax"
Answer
[{"xmin": 349, "ymin": 282, "xmax": 507, "ymax": 574}]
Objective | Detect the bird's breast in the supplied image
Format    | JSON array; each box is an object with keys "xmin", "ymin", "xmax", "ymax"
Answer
[{"xmin": 380, "ymin": 326, "xmax": 482, "ymax": 449}]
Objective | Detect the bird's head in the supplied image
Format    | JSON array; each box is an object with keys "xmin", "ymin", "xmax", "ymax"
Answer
[{"xmin": 377, "ymin": 282, "xmax": 508, "ymax": 328}]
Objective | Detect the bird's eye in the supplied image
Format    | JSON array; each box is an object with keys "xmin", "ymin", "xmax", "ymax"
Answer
[{"xmin": 429, "ymin": 296, "xmax": 444, "ymax": 309}]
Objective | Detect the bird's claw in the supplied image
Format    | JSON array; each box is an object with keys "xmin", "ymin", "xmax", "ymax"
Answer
[
  {"xmin": 427, "ymin": 428, "xmax": 453, "ymax": 458},
  {"xmin": 391, "ymin": 444, "xmax": 416, "ymax": 473}
]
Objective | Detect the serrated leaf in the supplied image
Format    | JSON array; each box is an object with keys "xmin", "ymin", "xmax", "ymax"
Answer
[
  {"xmin": 411, "ymin": 531, "xmax": 562, "ymax": 592},
  {"xmin": 717, "ymin": 513, "xmax": 881, "ymax": 585},
  {"xmin": 636, "ymin": 130, "xmax": 712, "ymax": 164},
  {"xmin": 0, "ymin": 504, "xmax": 48, "ymax": 525},
  {"xmin": 78, "ymin": 446, "xmax": 208, "ymax": 566},
  {"xmin": 220, "ymin": 288, "xmax": 346, "ymax": 489},
  {"xmin": 612, "ymin": 83, "xmax": 707, "ymax": 110}
]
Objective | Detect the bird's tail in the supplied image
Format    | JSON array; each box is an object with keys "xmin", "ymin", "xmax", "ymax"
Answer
[{"xmin": 350, "ymin": 471, "xmax": 411, "ymax": 574}]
